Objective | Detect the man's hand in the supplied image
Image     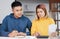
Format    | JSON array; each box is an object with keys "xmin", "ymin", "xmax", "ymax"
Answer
[
  {"xmin": 17, "ymin": 32, "xmax": 26, "ymax": 36},
  {"xmin": 8, "ymin": 30, "xmax": 18, "ymax": 37}
]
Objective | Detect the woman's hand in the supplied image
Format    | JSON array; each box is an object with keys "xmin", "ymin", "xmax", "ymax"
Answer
[
  {"xmin": 32, "ymin": 32, "xmax": 40, "ymax": 37},
  {"xmin": 50, "ymin": 32, "xmax": 57, "ymax": 37}
]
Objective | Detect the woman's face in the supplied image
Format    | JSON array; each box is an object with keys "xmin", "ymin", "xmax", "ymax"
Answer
[{"xmin": 37, "ymin": 8, "xmax": 45, "ymax": 18}]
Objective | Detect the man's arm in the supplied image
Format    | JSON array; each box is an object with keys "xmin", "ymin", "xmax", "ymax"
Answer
[
  {"xmin": 27, "ymin": 19, "xmax": 32, "ymax": 35},
  {"xmin": 1, "ymin": 17, "xmax": 9, "ymax": 36}
]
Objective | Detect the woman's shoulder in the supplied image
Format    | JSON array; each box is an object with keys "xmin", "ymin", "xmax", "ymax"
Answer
[
  {"xmin": 47, "ymin": 17, "xmax": 54, "ymax": 21},
  {"xmin": 32, "ymin": 18, "xmax": 38, "ymax": 22},
  {"xmin": 47, "ymin": 17, "xmax": 55, "ymax": 23}
]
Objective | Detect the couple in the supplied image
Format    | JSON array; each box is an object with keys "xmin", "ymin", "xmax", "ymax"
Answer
[{"xmin": 1, "ymin": 1, "xmax": 57, "ymax": 37}]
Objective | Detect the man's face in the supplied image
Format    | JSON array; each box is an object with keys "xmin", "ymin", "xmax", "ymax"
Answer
[{"xmin": 12, "ymin": 6, "xmax": 23, "ymax": 18}]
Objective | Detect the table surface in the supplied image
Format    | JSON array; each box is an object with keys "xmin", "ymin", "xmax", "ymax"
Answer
[
  {"xmin": 0, "ymin": 37, "xmax": 48, "ymax": 39},
  {"xmin": 0, "ymin": 36, "xmax": 60, "ymax": 39}
]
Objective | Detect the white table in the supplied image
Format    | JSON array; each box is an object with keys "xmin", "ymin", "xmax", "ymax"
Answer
[
  {"xmin": 0, "ymin": 36, "xmax": 37, "ymax": 39},
  {"xmin": 0, "ymin": 36, "xmax": 60, "ymax": 39},
  {"xmin": 48, "ymin": 36, "xmax": 60, "ymax": 39}
]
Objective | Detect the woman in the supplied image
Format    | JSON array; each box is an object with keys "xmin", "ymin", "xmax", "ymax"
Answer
[{"xmin": 31, "ymin": 4, "xmax": 56, "ymax": 37}]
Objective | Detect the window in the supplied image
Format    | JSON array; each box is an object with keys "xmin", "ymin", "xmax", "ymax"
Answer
[{"xmin": 49, "ymin": 0, "xmax": 60, "ymax": 36}]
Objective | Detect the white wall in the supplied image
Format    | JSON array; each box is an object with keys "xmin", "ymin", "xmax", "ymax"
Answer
[{"xmin": 0, "ymin": 0, "xmax": 15, "ymax": 23}]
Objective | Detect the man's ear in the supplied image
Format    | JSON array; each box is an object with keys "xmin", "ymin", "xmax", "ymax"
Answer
[
  {"xmin": 12, "ymin": 9, "xmax": 13, "ymax": 11},
  {"xmin": 12, "ymin": 9, "xmax": 14, "ymax": 12}
]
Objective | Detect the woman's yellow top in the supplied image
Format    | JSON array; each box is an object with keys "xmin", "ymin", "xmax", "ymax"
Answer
[{"xmin": 31, "ymin": 17, "xmax": 55, "ymax": 36}]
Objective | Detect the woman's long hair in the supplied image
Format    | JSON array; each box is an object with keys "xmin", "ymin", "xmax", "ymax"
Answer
[{"xmin": 36, "ymin": 4, "xmax": 48, "ymax": 20}]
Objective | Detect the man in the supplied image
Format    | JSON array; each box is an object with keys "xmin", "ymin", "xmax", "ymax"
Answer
[{"xmin": 1, "ymin": 1, "xmax": 32, "ymax": 37}]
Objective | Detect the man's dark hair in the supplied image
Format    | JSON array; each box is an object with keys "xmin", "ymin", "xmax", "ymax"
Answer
[{"xmin": 11, "ymin": 1, "xmax": 22, "ymax": 9}]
